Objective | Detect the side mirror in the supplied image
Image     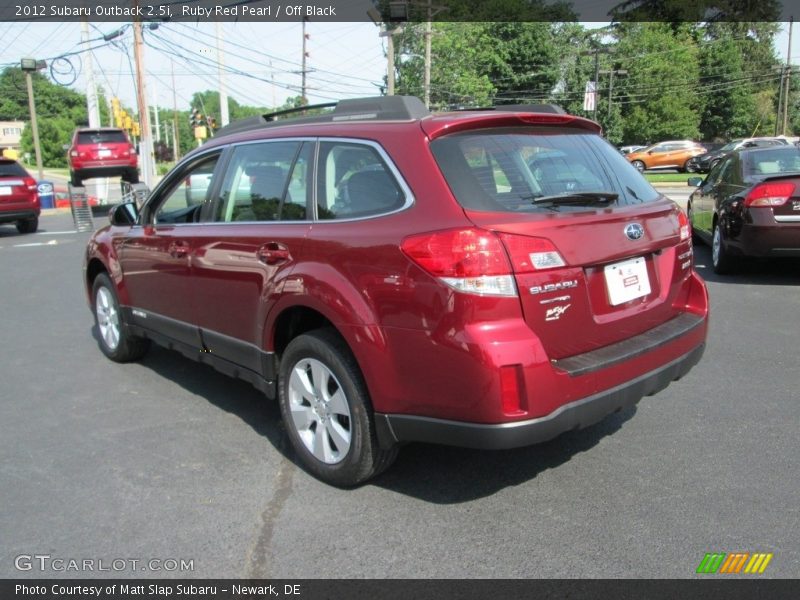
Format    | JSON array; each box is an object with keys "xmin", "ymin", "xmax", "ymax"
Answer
[
  {"xmin": 687, "ymin": 177, "xmax": 703, "ymax": 187},
  {"xmin": 109, "ymin": 202, "xmax": 138, "ymax": 226}
]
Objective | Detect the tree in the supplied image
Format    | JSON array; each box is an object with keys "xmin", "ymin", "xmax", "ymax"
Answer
[
  {"xmin": 1, "ymin": 67, "xmax": 88, "ymax": 167},
  {"xmin": 395, "ymin": 22, "xmax": 497, "ymax": 108},
  {"xmin": 613, "ymin": 23, "xmax": 702, "ymax": 143}
]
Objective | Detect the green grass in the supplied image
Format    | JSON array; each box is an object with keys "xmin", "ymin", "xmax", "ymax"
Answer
[{"xmin": 644, "ymin": 173, "xmax": 699, "ymax": 184}]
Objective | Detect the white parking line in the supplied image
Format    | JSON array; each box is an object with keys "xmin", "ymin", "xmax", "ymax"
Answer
[
  {"xmin": 13, "ymin": 239, "xmax": 75, "ymax": 248},
  {"xmin": 35, "ymin": 230, "xmax": 79, "ymax": 235}
]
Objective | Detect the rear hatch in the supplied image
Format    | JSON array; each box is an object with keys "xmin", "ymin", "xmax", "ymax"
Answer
[
  {"xmin": 74, "ymin": 129, "xmax": 132, "ymax": 162},
  {"xmin": 429, "ymin": 124, "xmax": 693, "ymax": 359},
  {"xmin": 0, "ymin": 160, "xmax": 36, "ymax": 203}
]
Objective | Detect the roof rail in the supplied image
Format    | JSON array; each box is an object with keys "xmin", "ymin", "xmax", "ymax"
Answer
[
  {"xmin": 264, "ymin": 102, "xmax": 337, "ymax": 122},
  {"xmin": 213, "ymin": 96, "xmax": 430, "ymax": 139},
  {"xmin": 451, "ymin": 104, "xmax": 567, "ymax": 115}
]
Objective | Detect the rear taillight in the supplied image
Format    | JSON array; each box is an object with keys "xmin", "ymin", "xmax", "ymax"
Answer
[
  {"xmin": 23, "ymin": 176, "xmax": 37, "ymax": 191},
  {"xmin": 70, "ymin": 150, "xmax": 78, "ymax": 157},
  {"xmin": 499, "ymin": 233, "xmax": 566, "ymax": 272},
  {"xmin": 678, "ymin": 209, "xmax": 690, "ymax": 241},
  {"xmin": 401, "ymin": 228, "xmax": 516, "ymax": 296},
  {"xmin": 400, "ymin": 228, "xmax": 567, "ymax": 297},
  {"xmin": 745, "ymin": 182, "xmax": 795, "ymax": 207}
]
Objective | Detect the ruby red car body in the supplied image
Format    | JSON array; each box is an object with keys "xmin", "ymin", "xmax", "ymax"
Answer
[
  {"xmin": 0, "ymin": 158, "xmax": 40, "ymax": 233},
  {"xmin": 83, "ymin": 97, "xmax": 708, "ymax": 485},
  {"xmin": 67, "ymin": 128, "xmax": 139, "ymax": 187}
]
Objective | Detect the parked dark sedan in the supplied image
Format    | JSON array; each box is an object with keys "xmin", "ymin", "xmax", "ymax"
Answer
[
  {"xmin": 687, "ymin": 137, "xmax": 786, "ymax": 173},
  {"xmin": 687, "ymin": 145, "xmax": 800, "ymax": 273}
]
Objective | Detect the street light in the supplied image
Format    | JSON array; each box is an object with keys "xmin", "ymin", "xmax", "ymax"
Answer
[{"xmin": 20, "ymin": 57, "xmax": 46, "ymax": 181}]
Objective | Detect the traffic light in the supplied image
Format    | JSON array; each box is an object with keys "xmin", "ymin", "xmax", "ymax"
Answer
[
  {"xmin": 190, "ymin": 108, "xmax": 202, "ymax": 127},
  {"xmin": 206, "ymin": 115, "xmax": 217, "ymax": 129}
]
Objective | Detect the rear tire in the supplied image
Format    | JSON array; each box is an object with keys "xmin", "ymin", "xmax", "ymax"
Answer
[
  {"xmin": 70, "ymin": 171, "xmax": 83, "ymax": 187},
  {"xmin": 16, "ymin": 217, "xmax": 38, "ymax": 234},
  {"xmin": 631, "ymin": 160, "xmax": 645, "ymax": 172},
  {"xmin": 123, "ymin": 169, "xmax": 139, "ymax": 184},
  {"xmin": 279, "ymin": 329, "xmax": 397, "ymax": 487},
  {"xmin": 712, "ymin": 220, "xmax": 737, "ymax": 274},
  {"xmin": 92, "ymin": 273, "xmax": 150, "ymax": 362}
]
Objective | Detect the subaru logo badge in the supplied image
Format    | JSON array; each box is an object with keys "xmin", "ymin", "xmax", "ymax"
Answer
[{"xmin": 625, "ymin": 223, "xmax": 644, "ymax": 240}]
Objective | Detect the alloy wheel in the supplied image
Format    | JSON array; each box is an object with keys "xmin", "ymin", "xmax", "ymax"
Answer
[{"xmin": 287, "ymin": 357, "xmax": 352, "ymax": 464}]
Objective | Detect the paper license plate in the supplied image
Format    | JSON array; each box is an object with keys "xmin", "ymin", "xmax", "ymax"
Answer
[
  {"xmin": 604, "ymin": 256, "xmax": 651, "ymax": 306},
  {"xmin": 98, "ymin": 149, "xmax": 111, "ymax": 158},
  {"xmin": 0, "ymin": 186, "xmax": 11, "ymax": 195}
]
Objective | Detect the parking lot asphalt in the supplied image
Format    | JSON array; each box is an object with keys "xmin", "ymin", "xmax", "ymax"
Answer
[{"xmin": 0, "ymin": 209, "xmax": 798, "ymax": 579}]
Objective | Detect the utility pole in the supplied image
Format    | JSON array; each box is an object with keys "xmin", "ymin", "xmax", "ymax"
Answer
[
  {"xmin": 424, "ymin": 0, "xmax": 432, "ymax": 108},
  {"xmin": 775, "ymin": 65, "xmax": 785, "ymax": 135},
  {"xmin": 387, "ymin": 27, "xmax": 396, "ymax": 95},
  {"xmin": 152, "ymin": 79, "xmax": 160, "ymax": 144},
  {"xmin": 171, "ymin": 60, "xmax": 179, "ymax": 162},
  {"xmin": 581, "ymin": 43, "xmax": 612, "ymax": 122},
  {"xmin": 20, "ymin": 59, "xmax": 44, "ymax": 181},
  {"xmin": 132, "ymin": 9, "xmax": 154, "ymax": 187},
  {"xmin": 216, "ymin": 22, "xmax": 230, "ymax": 126},
  {"xmin": 783, "ymin": 17, "xmax": 793, "ymax": 136},
  {"xmin": 599, "ymin": 68, "xmax": 627, "ymax": 120},
  {"xmin": 81, "ymin": 20, "xmax": 100, "ymax": 128},
  {"xmin": 301, "ymin": 19, "xmax": 308, "ymax": 105}
]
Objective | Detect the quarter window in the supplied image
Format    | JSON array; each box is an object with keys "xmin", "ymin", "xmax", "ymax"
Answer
[{"xmin": 316, "ymin": 142, "xmax": 404, "ymax": 220}]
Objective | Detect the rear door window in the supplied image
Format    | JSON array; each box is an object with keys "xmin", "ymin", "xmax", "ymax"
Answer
[
  {"xmin": 215, "ymin": 141, "xmax": 311, "ymax": 222},
  {"xmin": 430, "ymin": 127, "xmax": 659, "ymax": 213}
]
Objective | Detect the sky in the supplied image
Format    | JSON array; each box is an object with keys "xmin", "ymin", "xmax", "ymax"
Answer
[
  {"xmin": 0, "ymin": 21, "xmax": 388, "ymax": 118},
  {"xmin": 1, "ymin": 20, "xmax": 798, "ymax": 125}
]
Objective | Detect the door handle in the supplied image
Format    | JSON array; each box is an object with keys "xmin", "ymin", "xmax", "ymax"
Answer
[
  {"xmin": 168, "ymin": 241, "xmax": 190, "ymax": 258},
  {"xmin": 257, "ymin": 242, "xmax": 291, "ymax": 265}
]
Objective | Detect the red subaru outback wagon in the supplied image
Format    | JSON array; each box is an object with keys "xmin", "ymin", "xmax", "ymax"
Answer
[{"xmin": 84, "ymin": 97, "xmax": 708, "ymax": 486}]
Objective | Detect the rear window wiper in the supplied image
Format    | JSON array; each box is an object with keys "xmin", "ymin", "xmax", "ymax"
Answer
[{"xmin": 527, "ymin": 191, "xmax": 619, "ymax": 205}]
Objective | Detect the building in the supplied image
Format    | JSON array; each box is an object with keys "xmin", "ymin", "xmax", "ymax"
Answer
[{"xmin": 1, "ymin": 121, "xmax": 25, "ymax": 157}]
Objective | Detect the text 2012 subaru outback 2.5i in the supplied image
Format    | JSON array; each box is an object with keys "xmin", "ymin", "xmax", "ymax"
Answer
[{"xmin": 84, "ymin": 97, "xmax": 708, "ymax": 486}]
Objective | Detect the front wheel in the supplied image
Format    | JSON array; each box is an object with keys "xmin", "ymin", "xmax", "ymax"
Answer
[
  {"xmin": 279, "ymin": 329, "xmax": 397, "ymax": 487},
  {"xmin": 92, "ymin": 273, "xmax": 150, "ymax": 362},
  {"xmin": 631, "ymin": 160, "xmax": 645, "ymax": 172},
  {"xmin": 712, "ymin": 221, "xmax": 737, "ymax": 274}
]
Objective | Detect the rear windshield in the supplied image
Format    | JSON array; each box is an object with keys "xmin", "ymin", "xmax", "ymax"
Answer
[
  {"xmin": 742, "ymin": 146, "xmax": 800, "ymax": 177},
  {"xmin": 430, "ymin": 127, "xmax": 660, "ymax": 212},
  {"xmin": 77, "ymin": 130, "xmax": 128, "ymax": 145},
  {"xmin": 0, "ymin": 160, "xmax": 28, "ymax": 177}
]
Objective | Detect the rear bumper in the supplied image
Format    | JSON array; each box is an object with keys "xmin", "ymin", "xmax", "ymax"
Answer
[
  {"xmin": 72, "ymin": 164, "xmax": 138, "ymax": 179},
  {"xmin": 377, "ymin": 342, "xmax": 704, "ymax": 450},
  {"xmin": 0, "ymin": 208, "xmax": 40, "ymax": 223},
  {"xmin": 732, "ymin": 215, "xmax": 800, "ymax": 257}
]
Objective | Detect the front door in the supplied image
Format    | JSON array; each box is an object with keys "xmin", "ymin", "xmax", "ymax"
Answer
[{"xmin": 117, "ymin": 151, "xmax": 225, "ymax": 348}]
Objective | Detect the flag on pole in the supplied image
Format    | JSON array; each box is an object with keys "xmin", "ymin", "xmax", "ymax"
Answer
[{"xmin": 583, "ymin": 81, "xmax": 596, "ymax": 112}]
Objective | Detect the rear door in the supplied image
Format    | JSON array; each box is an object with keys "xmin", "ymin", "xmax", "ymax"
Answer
[
  {"xmin": 430, "ymin": 127, "xmax": 693, "ymax": 360},
  {"xmin": 190, "ymin": 140, "xmax": 313, "ymax": 372}
]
